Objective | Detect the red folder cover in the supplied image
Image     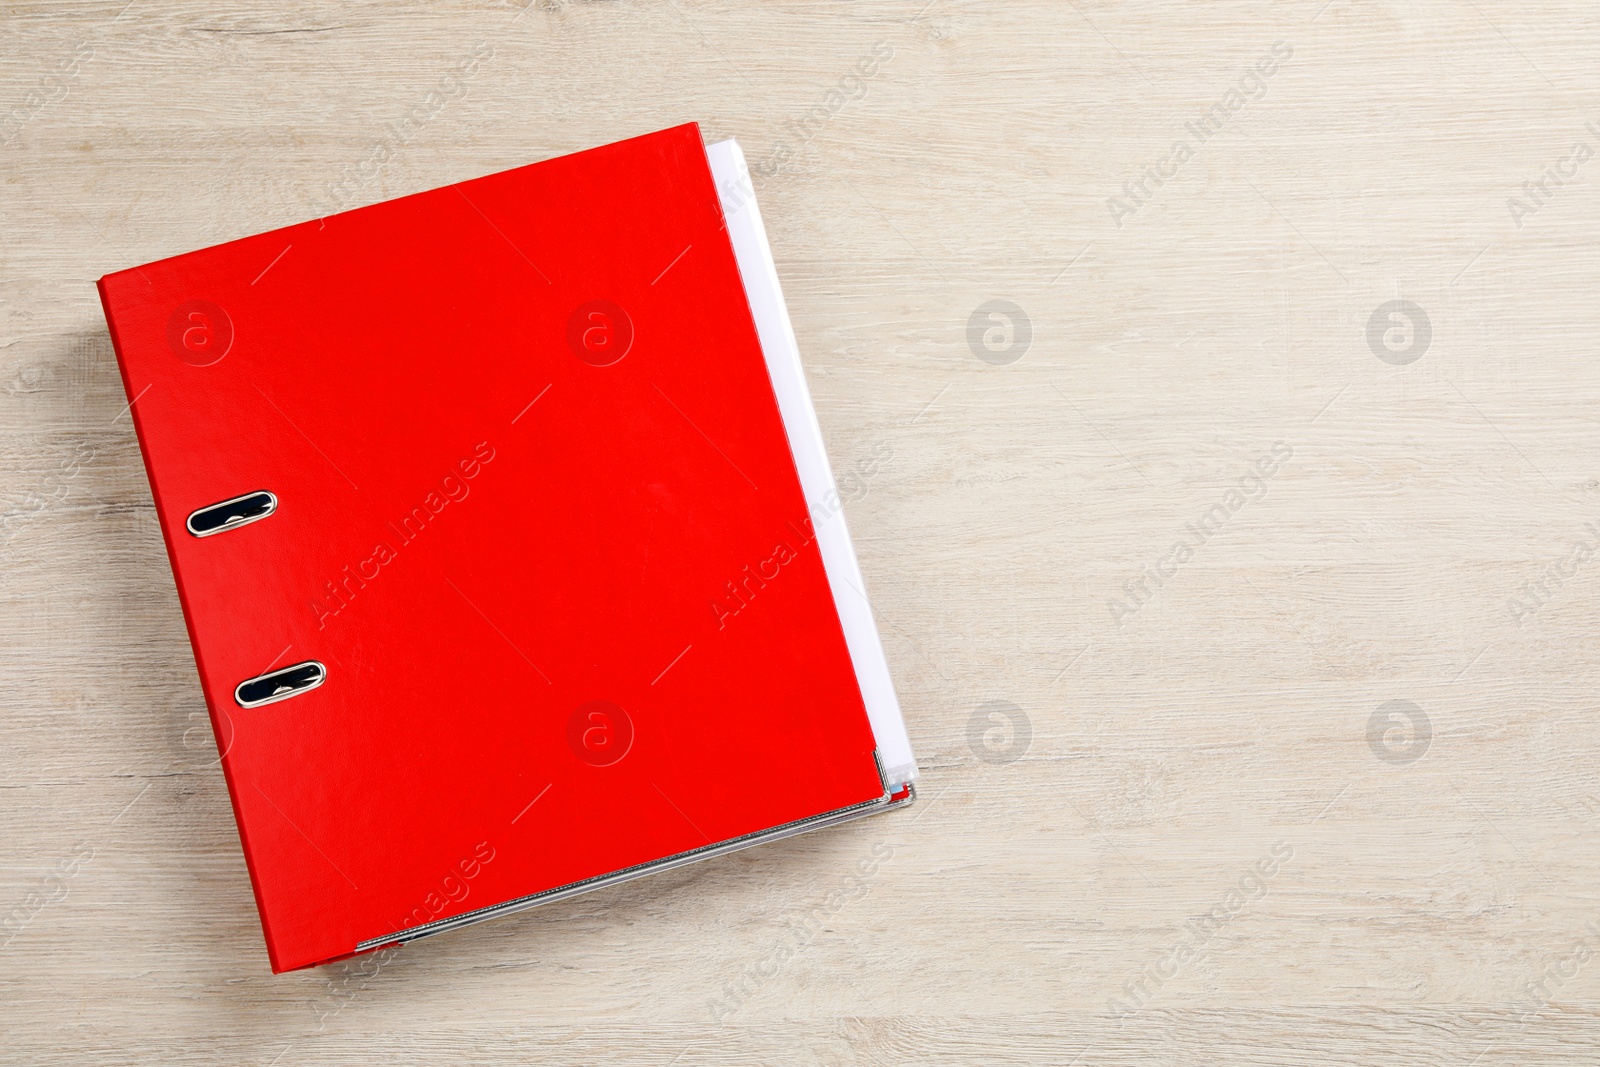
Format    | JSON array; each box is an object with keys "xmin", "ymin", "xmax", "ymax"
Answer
[{"xmin": 97, "ymin": 123, "xmax": 906, "ymax": 972}]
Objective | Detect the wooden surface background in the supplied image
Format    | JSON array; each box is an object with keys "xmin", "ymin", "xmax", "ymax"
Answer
[{"xmin": 5, "ymin": 0, "xmax": 1600, "ymax": 1063}]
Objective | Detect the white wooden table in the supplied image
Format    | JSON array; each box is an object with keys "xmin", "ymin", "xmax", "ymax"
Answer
[{"xmin": 5, "ymin": 1, "xmax": 1600, "ymax": 1063}]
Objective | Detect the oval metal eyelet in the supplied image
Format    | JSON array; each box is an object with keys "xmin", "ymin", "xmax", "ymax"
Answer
[
  {"xmin": 187, "ymin": 491, "xmax": 277, "ymax": 538},
  {"xmin": 235, "ymin": 661, "xmax": 326, "ymax": 709}
]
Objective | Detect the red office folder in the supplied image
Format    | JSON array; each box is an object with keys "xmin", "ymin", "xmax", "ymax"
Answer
[{"xmin": 98, "ymin": 123, "xmax": 910, "ymax": 972}]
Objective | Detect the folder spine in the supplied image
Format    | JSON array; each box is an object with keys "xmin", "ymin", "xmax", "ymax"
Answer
[{"xmin": 96, "ymin": 274, "xmax": 290, "ymax": 972}]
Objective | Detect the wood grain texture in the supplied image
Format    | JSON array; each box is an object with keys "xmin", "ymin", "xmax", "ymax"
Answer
[{"xmin": 5, "ymin": 0, "xmax": 1600, "ymax": 1063}]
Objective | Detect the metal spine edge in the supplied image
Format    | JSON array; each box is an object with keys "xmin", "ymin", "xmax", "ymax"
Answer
[{"xmin": 355, "ymin": 751, "xmax": 913, "ymax": 953}]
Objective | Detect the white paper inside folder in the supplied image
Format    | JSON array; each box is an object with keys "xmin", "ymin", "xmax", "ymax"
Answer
[{"xmin": 706, "ymin": 138, "xmax": 919, "ymax": 791}]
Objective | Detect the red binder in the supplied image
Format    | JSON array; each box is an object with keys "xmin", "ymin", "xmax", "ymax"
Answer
[{"xmin": 98, "ymin": 123, "xmax": 912, "ymax": 972}]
